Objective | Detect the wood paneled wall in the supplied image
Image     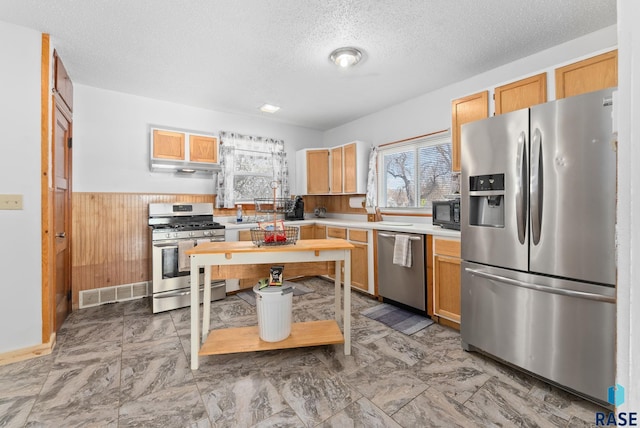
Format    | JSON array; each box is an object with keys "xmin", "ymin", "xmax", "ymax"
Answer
[{"xmin": 71, "ymin": 193, "xmax": 214, "ymax": 309}]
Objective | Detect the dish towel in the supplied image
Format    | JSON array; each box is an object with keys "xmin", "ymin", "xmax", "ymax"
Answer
[
  {"xmin": 178, "ymin": 240, "xmax": 195, "ymax": 272},
  {"xmin": 393, "ymin": 235, "xmax": 412, "ymax": 268}
]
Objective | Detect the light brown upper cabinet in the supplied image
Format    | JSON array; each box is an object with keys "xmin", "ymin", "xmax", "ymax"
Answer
[
  {"xmin": 331, "ymin": 146, "xmax": 343, "ymax": 194},
  {"xmin": 295, "ymin": 141, "xmax": 368, "ymax": 195},
  {"xmin": 306, "ymin": 149, "xmax": 330, "ymax": 194},
  {"xmin": 189, "ymin": 134, "xmax": 218, "ymax": 163},
  {"xmin": 150, "ymin": 127, "xmax": 220, "ymax": 174},
  {"xmin": 451, "ymin": 91, "xmax": 489, "ymax": 172},
  {"xmin": 555, "ymin": 50, "xmax": 618, "ymax": 99},
  {"xmin": 343, "ymin": 142, "xmax": 358, "ymax": 193},
  {"xmin": 495, "ymin": 73, "xmax": 547, "ymax": 115},
  {"xmin": 331, "ymin": 142, "xmax": 358, "ymax": 194},
  {"xmin": 152, "ymin": 129, "xmax": 185, "ymax": 160}
]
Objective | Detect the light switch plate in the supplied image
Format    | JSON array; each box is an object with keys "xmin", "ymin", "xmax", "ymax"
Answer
[{"xmin": 0, "ymin": 194, "xmax": 23, "ymax": 210}]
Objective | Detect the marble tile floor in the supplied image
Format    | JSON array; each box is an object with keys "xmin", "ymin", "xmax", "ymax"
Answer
[{"xmin": 1, "ymin": 277, "xmax": 606, "ymax": 428}]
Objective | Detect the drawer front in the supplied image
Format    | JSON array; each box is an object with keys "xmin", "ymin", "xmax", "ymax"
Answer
[
  {"xmin": 327, "ymin": 227, "xmax": 347, "ymax": 239},
  {"xmin": 349, "ymin": 229, "xmax": 368, "ymax": 243},
  {"xmin": 434, "ymin": 238, "xmax": 461, "ymax": 257}
]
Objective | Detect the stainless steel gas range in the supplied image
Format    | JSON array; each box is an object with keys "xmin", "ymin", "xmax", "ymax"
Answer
[{"xmin": 148, "ymin": 202, "xmax": 226, "ymax": 313}]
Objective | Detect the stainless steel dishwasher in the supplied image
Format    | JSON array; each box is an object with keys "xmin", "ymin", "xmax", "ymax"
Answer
[{"xmin": 377, "ymin": 231, "xmax": 426, "ymax": 312}]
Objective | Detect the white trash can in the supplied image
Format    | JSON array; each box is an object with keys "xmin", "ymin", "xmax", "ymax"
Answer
[{"xmin": 253, "ymin": 283, "xmax": 294, "ymax": 342}]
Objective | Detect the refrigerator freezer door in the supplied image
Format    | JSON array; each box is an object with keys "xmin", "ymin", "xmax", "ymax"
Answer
[
  {"xmin": 461, "ymin": 109, "xmax": 529, "ymax": 271},
  {"xmin": 461, "ymin": 261, "xmax": 615, "ymax": 405},
  {"xmin": 529, "ymin": 88, "xmax": 616, "ymax": 286}
]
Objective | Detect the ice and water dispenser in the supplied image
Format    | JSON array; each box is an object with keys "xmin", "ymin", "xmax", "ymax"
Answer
[{"xmin": 468, "ymin": 174, "xmax": 505, "ymax": 228}]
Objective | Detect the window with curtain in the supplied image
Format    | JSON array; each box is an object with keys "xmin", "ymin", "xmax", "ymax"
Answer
[
  {"xmin": 216, "ymin": 132, "xmax": 289, "ymax": 208},
  {"xmin": 377, "ymin": 132, "xmax": 453, "ymax": 210}
]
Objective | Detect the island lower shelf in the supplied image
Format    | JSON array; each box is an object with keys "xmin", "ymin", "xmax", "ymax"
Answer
[{"xmin": 199, "ymin": 320, "xmax": 345, "ymax": 356}]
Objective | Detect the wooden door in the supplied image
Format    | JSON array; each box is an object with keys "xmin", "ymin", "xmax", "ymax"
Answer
[
  {"xmin": 330, "ymin": 146, "xmax": 343, "ymax": 194},
  {"xmin": 343, "ymin": 143, "xmax": 357, "ymax": 193},
  {"xmin": 555, "ymin": 50, "xmax": 618, "ymax": 99},
  {"xmin": 494, "ymin": 73, "xmax": 547, "ymax": 115},
  {"xmin": 306, "ymin": 149, "xmax": 330, "ymax": 194},
  {"xmin": 451, "ymin": 91, "xmax": 489, "ymax": 172},
  {"xmin": 53, "ymin": 101, "xmax": 72, "ymax": 331}
]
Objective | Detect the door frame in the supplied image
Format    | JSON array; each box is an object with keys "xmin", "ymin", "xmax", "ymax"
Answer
[{"xmin": 41, "ymin": 34, "xmax": 73, "ymax": 344}]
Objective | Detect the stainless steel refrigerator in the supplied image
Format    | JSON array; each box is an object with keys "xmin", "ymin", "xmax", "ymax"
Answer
[{"xmin": 460, "ymin": 88, "xmax": 617, "ymax": 406}]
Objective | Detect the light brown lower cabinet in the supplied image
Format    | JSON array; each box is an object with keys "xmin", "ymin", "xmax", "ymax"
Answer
[
  {"xmin": 350, "ymin": 242, "xmax": 368, "ymax": 292},
  {"xmin": 299, "ymin": 225, "xmax": 315, "ymax": 240},
  {"xmin": 299, "ymin": 224, "xmax": 327, "ymax": 240},
  {"xmin": 433, "ymin": 238, "xmax": 461, "ymax": 328},
  {"xmin": 325, "ymin": 227, "xmax": 370, "ymax": 293}
]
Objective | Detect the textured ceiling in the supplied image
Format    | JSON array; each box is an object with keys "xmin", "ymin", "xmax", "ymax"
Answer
[{"xmin": 0, "ymin": 0, "xmax": 616, "ymax": 130}]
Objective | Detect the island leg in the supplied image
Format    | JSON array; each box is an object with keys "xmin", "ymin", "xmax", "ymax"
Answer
[
  {"xmin": 202, "ymin": 265, "xmax": 212, "ymax": 344},
  {"xmin": 190, "ymin": 256, "xmax": 200, "ymax": 370},
  {"xmin": 334, "ymin": 260, "xmax": 341, "ymax": 327},
  {"xmin": 343, "ymin": 249, "xmax": 351, "ymax": 355}
]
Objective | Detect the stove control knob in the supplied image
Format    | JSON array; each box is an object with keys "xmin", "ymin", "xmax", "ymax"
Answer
[
  {"xmin": 189, "ymin": 232, "xmax": 195, "ymax": 237},
  {"xmin": 165, "ymin": 233, "xmax": 171, "ymax": 238},
  {"xmin": 204, "ymin": 231, "xmax": 211, "ymax": 236},
  {"xmin": 173, "ymin": 233, "xmax": 178, "ymax": 238}
]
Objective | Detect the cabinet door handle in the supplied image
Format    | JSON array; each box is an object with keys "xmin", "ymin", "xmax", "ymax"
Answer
[{"xmin": 56, "ymin": 232, "xmax": 66, "ymax": 238}]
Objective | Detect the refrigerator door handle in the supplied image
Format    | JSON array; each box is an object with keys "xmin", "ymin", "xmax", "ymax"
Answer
[
  {"xmin": 530, "ymin": 128, "xmax": 543, "ymax": 245},
  {"xmin": 464, "ymin": 268, "xmax": 616, "ymax": 303},
  {"xmin": 515, "ymin": 131, "xmax": 527, "ymax": 244}
]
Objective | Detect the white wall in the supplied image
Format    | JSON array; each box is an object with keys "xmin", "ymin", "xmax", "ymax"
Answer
[
  {"xmin": 322, "ymin": 25, "xmax": 618, "ymax": 148},
  {"xmin": 0, "ymin": 22, "xmax": 43, "ymax": 353},
  {"xmin": 73, "ymin": 85, "xmax": 323, "ymax": 193}
]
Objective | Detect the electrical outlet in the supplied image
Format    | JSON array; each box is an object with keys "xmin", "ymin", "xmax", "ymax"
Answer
[{"xmin": 0, "ymin": 194, "xmax": 23, "ymax": 210}]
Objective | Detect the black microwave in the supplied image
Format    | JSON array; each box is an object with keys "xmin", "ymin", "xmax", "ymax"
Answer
[{"xmin": 432, "ymin": 199, "xmax": 460, "ymax": 230}]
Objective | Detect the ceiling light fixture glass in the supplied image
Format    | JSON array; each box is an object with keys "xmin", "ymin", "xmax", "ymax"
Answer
[
  {"xmin": 330, "ymin": 47, "xmax": 362, "ymax": 68},
  {"xmin": 259, "ymin": 103, "xmax": 280, "ymax": 113}
]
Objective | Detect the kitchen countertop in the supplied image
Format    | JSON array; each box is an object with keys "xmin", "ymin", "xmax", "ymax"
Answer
[{"xmin": 221, "ymin": 217, "xmax": 461, "ymax": 239}]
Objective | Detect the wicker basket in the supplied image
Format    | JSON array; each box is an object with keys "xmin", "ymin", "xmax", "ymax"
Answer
[{"xmin": 250, "ymin": 226, "xmax": 299, "ymax": 247}]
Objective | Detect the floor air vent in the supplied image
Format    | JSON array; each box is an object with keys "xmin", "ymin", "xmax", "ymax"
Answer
[{"xmin": 80, "ymin": 282, "xmax": 150, "ymax": 309}]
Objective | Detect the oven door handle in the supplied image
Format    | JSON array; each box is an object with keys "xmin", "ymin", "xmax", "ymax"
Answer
[
  {"xmin": 153, "ymin": 243, "xmax": 180, "ymax": 248},
  {"xmin": 153, "ymin": 283, "xmax": 224, "ymax": 299},
  {"xmin": 154, "ymin": 290, "xmax": 191, "ymax": 298}
]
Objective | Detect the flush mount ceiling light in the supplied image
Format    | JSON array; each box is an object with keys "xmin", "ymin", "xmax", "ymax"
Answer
[
  {"xmin": 330, "ymin": 47, "xmax": 362, "ymax": 68},
  {"xmin": 259, "ymin": 103, "xmax": 280, "ymax": 113}
]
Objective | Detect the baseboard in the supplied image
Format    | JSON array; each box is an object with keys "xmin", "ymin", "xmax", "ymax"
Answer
[{"xmin": 0, "ymin": 333, "xmax": 56, "ymax": 366}]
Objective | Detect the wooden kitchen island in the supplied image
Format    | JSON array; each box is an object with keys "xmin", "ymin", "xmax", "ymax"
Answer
[{"xmin": 186, "ymin": 239, "xmax": 354, "ymax": 370}]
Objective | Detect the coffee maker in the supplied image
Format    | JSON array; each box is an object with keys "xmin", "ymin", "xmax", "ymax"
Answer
[{"xmin": 285, "ymin": 196, "xmax": 305, "ymax": 220}]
